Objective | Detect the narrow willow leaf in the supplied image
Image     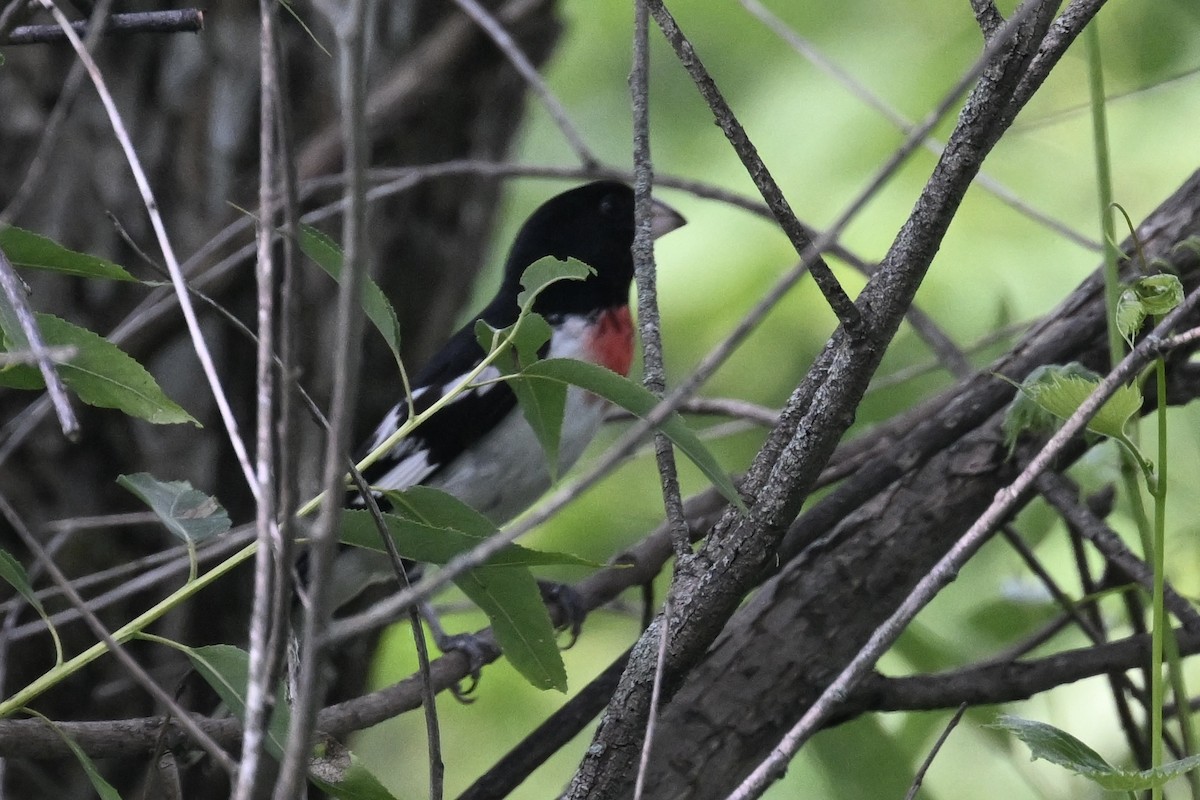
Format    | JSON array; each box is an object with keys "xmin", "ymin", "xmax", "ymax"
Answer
[
  {"xmin": 456, "ymin": 565, "xmax": 566, "ymax": 692},
  {"xmin": 0, "ymin": 313, "xmax": 197, "ymax": 425},
  {"xmin": 117, "ymin": 473, "xmax": 230, "ymax": 544},
  {"xmin": 0, "ymin": 227, "xmax": 136, "ymax": 282},
  {"xmin": 510, "ymin": 373, "xmax": 568, "ymax": 481},
  {"xmin": 25, "ymin": 710, "xmax": 124, "ymax": 800},
  {"xmin": 994, "ymin": 715, "xmax": 1200, "ymax": 791},
  {"xmin": 179, "ymin": 644, "xmax": 290, "ymax": 758},
  {"xmin": 518, "ymin": 358, "xmax": 747, "ymax": 512},
  {"xmin": 516, "ymin": 256, "xmax": 593, "ymax": 311},
  {"xmin": 339, "ymin": 509, "xmax": 594, "ymax": 568},
  {"xmin": 298, "ymin": 224, "xmax": 403, "ymax": 364},
  {"xmin": 0, "ymin": 548, "xmax": 63, "ymax": 663},
  {"xmin": 474, "ymin": 313, "xmax": 564, "ymax": 474}
]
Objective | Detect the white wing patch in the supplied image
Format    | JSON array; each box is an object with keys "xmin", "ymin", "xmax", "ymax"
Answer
[{"xmin": 372, "ymin": 448, "xmax": 437, "ymax": 491}]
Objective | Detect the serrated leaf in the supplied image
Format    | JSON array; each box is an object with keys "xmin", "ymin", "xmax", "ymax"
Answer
[
  {"xmin": 309, "ymin": 739, "xmax": 400, "ymax": 800},
  {"xmin": 1020, "ymin": 370, "xmax": 1142, "ymax": 441},
  {"xmin": 339, "ymin": 509, "xmax": 594, "ymax": 568},
  {"xmin": 298, "ymin": 224, "xmax": 403, "ymax": 365},
  {"xmin": 517, "ymin": 358, "xmax": 747, "ymax": 512},
  {"xmin": 0, "ymin": 313, "xmax": 197, "ymax": 425},
  {"xmin": 516, "ymin": 256, "xmax": 593, "ymax": 311},
  {"xmin": 179, "ymin": 644, "xmax": 290, "ymax": 758},
  {"xmin": 117, "ymin": 473, "xmax": 230, "ymax": 544},
  {"xmin": 994, "ymin": 715, "xmax": 1200, "ymax": 791},
  {"xmin": 457, "ymin": 565, "xmax": 566, "ymax": 691},
  {"xmin": 0, "ymin": 548, "xmax": 62, "ymax": 663},
  {"xmin": 0, "ymin": 227, "xmax": 136, "ymax": 282},
  {"xmin": 25, "ymin": 711, "xmax": 124, "ymax": 799},
  {"xmin": 1002, "ymin": 363, "xmax": 1100, "ymax": 453}
]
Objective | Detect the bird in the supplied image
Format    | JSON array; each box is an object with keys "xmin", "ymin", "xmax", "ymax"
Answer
[
  {"xmin": 353, "ymin": 180, "xmax": 686, "ymax": 524},
  {"xmin": 324, "ymin": 181, "xmax": 686, "ymax": 623}
]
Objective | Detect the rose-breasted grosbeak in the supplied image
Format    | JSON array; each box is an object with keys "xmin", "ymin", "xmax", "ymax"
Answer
[{"xmin": 354, "ymin": 180, "xmax": 686, "ymax": 522}]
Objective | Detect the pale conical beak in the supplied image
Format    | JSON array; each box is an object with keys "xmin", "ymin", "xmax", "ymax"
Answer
[{"xmin": 650, "ymin": 198, "xmax": 687, "ymax": 239}]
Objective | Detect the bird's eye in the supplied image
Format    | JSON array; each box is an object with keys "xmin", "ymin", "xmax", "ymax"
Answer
[{"xmin": 599, "ymin": 195, "xmax": 618, "ymax": 218}]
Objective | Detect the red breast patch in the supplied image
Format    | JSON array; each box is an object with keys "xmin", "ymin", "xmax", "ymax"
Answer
[{"xmin": 587, "ymin": 306, "xmax": 635, "ymax": 376}]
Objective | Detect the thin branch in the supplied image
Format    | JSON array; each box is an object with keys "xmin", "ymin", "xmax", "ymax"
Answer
[
  {"xmin": 0, "ymin": 8, "xmax": 202, "ymax": 44},
  {"xmin": 449, "ymin": 0, "xmax": 597, "ymax": 169},
  {"xmin": 643, "ymin": 0, "xmax": 861, "ymax": 332},
  {"xmin": 273, "ymin": 0, "xmax": 370, "ymax": 794},
  {"xmin": 737, "ymin": 0, "xmax": 1098, "ymax": 251},
  {"xmin": 903, "ymin": 704, "xmax": 967, "ymax": 800},
  {"xmin": 0, "ymin": 248, "xmax": 78, "ymax": 439},
  {"xmin": 631, "ymin": 0, "xmax": 689, "ymax": 562},
  {"xmin": 633, "ymin": 597, "xmax": 671, "ymax": 800},
  {"xmin": 233, "ymin": 0, "xmax": 286, "ymax": 793}
]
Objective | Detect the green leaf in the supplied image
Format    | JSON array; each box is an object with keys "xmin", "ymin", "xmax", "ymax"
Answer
[
  {"xmin": 172, "ymin": 641, "xmax": 397, "ymax": 797},
  {"xmin": 0, "ymin": 227, "xmax": 136, "ymax": 282},
  {"xmin": 511, "ymin": 369, "xmax": 568, "ymax": 481},
  {"xmin": 178, "ymin": 643, "xmax": 290, "ymax": 758},
  {"xmin": 25, "ymin": 710, "xmax": 124, "ymax": 799},
  {"xmin": 1132, "ymin": 274, "xmax": 1184, "ymax": 315},
  {"xmin": 1018, "ymin": 369, "xmax": 1142, "ymax": 441},
  {"xmin": 517, "ymin": 358, "xmax": 747, "ymax": 512},
  {"xmin": 339, "ymin": 509, "xmax": 594, "ymax": 568},
  {"xmin": 354, "ymin": 487, "xmax": 579, "ymax": 690},
  {"xmin": 1116, "ymin": 275, "xmax": 1184, "ymax": 344},
  {"xmin": 0, "ymin": 548, "xmax": 63, "ymax": 664},
  {"xmin": 117, "ymin": 473, "xmax": 230, "ymax": 544},
  {"xmin": 298, "ymin": 224, "xmax": 403, "ymax": 365},
  {"xmin": 1002, "ymin": 363, "xmax": 1100, "ymax": 453},
  {"xmin": 457, "ymin": 565, "xmax": 567, "ymax": 692},
  {"xmin": 516, "ymin": 256, "xmax": 593, "ymax": 311},
  {"xmin": 994, "ymin": 715, "xmax": 1200, "ymax": 791},
  {"xmin": 309, "ymin": 739, "xmax": 400, "ymax": 800},
  {"xmin": 0, "ymin": 313, "xmax": 198, "ymax": 425}
]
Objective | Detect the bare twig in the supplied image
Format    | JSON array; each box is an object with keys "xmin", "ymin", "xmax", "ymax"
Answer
[
  {"xmin": 903, "ymin": 704, "xmax": 967, "ymax": 800},
  {"xmin": 233, "ymin": 0, "xmax": 286, "ymax": 794},
  {"xmin": 0, "ymin": 9, "xmax": 202, "ymax": 44},
  {"xmin": 450, "ymin": 0, "xmax": 597, "ymax": 169},
  {"xmin": 644, "ymin": 0, "xmax": 860, "ymax": 332},
  {"xmin": 737, "ymin": 0, "xmax": 1097, "ymax": 251},
  {"xmin": 631, "ymin": 0, "xmax": 689, "ymax": 561},
  {"xmin": 0, "ymin": 248, "xmax": 78, "ymax": 439},
  {"xmin": 633, "ymin": 597, "xmax": 671, "ymax": 800},
  {"xmin": 273, "ymin": 0, "xmax": 371, "ymax": 795}
]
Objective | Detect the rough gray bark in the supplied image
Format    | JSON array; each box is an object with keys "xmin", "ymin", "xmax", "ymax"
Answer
[{"xmin": 637, "ymin": 171, "xmax": 1200, "ymax": 799}]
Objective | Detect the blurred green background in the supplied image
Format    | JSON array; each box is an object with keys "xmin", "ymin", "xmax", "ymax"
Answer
[{"xmin": 355, "ymin": 0, "xmax": 1200, "ymax": 796}]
